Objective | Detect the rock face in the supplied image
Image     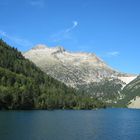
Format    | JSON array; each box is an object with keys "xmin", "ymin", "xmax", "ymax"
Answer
[
  {"xmin": 24, "ymin": 44, "xmax": 135, "ymax": 87},
  {"xmin": 23, "ymin": 44, "xmax": 137, "ymax": 103},
  {"xmin": 128, "ymin": 96, "xmax": 140, "ymax": 109},
  {"xmin": 120, "ymin": 75, "xmax": 140, "ymax": 108}
]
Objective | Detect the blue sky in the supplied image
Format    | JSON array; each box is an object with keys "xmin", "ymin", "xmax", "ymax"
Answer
[{"xmin": 0, "ymin": 0, "xmax": 140, "ymax": 74}]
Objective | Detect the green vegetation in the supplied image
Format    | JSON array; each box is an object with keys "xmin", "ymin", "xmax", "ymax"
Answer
[
  {"xmin": 0, "ymin": 39, "xmax": 105, "ymax": 110},
  {"xmin": 77, "ymin": 79, "xmax": 123, "ymax": 102}
]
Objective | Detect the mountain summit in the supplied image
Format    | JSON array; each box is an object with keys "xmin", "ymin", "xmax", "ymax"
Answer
[
  {"xmin": 32, "ymin": 44, "xmax": 47, "ymax": 50},
  {"xmin": 24, "ymin": 45, "xmax": 136, "ymax": 88}
]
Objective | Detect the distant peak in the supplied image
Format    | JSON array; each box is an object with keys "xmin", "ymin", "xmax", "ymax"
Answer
[
  {"xmin": 54, "ymin": 46, "xmax": 65, "ymax": 52},
  {"xmin": 49, "ymin": 46, "xmax": 66, "ymax": 54},
  {"xmin": 32, "ymin": 44, "xmax": 47, "ymax": 50}
]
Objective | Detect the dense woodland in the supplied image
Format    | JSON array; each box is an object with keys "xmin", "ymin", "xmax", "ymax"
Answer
[
  {"xmin": 0, "ymin": 39, "xmax": 105, "ymax": 110},
  {"xmin": 77, "ymin": 79, "xmax": 123, "ymax": 103}
]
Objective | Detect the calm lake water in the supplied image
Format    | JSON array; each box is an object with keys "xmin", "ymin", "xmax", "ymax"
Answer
[{"xmin": 0, "ymin": 108, "xmax": 140, "ymax": 140}]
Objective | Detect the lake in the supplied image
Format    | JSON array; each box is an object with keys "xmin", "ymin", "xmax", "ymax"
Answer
[{"xmin": 0, "ymin": 109, "xmax": 140, "ymax": 140}]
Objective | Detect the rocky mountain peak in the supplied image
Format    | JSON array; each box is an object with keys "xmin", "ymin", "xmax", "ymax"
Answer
[
  {"xmin": 32, "ymin": 44, "xmax": 47, "ymax": 50},
  {"xmin": 24, "ymin": 44, "xmax": 137, "ymax": 88},
  {"xmin": 52, "ymin": 46, "xmax": 65, "ymax": 54}
]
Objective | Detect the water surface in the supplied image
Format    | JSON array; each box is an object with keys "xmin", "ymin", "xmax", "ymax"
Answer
[{"xmin": 0, "ymin": 109, "xmax": 140, "ymax": 140}]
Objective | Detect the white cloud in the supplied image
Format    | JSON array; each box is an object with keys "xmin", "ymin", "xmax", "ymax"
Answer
[
  {"xmin": 29, "ymin": 0, "xmax": 45, "ymax": 7},
  {"xmin": 66, "ymin": 21, "xmax": 78, "ymax": 32},
  {"xmin": 51, "ymin": 21, "xmax": 78, "ymax": 42},
  {"xmin": 0, "ymin": 30, "xmax": 33, "ymax": 47},
  {"xmin": 107, "ymin": 51, "xmax": 120, "ymax": 57},
  {"xmin": 73, "ymin": 21, "xmax": 78, "ymax": 26}
]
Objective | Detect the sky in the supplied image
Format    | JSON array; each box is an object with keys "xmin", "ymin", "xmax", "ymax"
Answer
[{"xmin": 0, "ymin": 0, "xmax": 140, "ymax": 74}]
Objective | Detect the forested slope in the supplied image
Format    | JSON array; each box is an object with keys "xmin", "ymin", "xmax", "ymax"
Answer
[{"xmin": 0, "ymin": 39, "xmax": 105, "ymax": 109}]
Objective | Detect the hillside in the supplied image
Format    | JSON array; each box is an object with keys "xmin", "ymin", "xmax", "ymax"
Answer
[
  {"xmin": 24, "ymin": 44, "xmax": 136, "ymax": 103},
  {"xmin": 0, "ymin": 39, "xmax": 105, "ymax": 109},
  {"xmin": 24, "ymin": 45, "xmax": 125, "ymax": 87}
]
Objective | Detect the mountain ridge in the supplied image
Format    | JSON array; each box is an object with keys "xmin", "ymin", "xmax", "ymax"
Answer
[
  {"xmin": 24, "ymin": 44, "xmax": 137, "ymax": 104},
  {"xmin": 24, "ymin": 44, "xmax": 136, "ymax": 87},
  {"xmin": 0, "ymin": 39, "xmax": 105, "ymax": 109},
  {"xmin": 0, "ymin": 40, "xmax": 139, "ymax": 108}
]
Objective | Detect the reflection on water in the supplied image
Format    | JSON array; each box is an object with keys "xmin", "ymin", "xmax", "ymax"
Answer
[{"xmin": 0, "ymin": 109, "xmax": 140, "ymax": 140}]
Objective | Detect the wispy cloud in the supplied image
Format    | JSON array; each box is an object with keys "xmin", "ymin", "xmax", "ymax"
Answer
[
  {"xmin": 51, "ymin": 21, "xmax": 78, "ymax": 42},
  {"xmin": 0, "ymin": 30, "xmax": 33, "ymax": 47},
  {"xmin": 65, "ymin": 21, "xmax": 78, "ymax": 32},
  {"xmin": 29, "ymin": 0, "xmax": 45, "ymax": 7},
  {"xmin": 107, "ymin": 51, "xmax": 120, "ymax": 57}
]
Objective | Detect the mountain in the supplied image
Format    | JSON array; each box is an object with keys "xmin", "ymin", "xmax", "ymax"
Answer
[
  {"xmin": 24, "ymin": 44, "xmax": 136, "ymax": 103},
  {"xmin": 0, "ymin": 39, "xmax": 105, "ymax": 110}
]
